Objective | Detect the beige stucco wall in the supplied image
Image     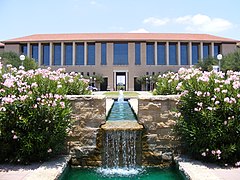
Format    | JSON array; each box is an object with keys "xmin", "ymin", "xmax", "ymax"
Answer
[
  {"xmin": 4, "ymin": 44, "xmax": 20, "ymax": 54},
  {"xmin": 222, "ymin": 43, "xmax": 238, "ymax": 55}
]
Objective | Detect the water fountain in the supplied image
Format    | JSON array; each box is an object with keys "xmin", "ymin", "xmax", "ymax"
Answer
[
  {"xmin": 99, "ymin": 91, "xmax": 143, "ymax": 176},
  {"xmin": 117, "ymin": 90, "xmax": 124, "ymax": 102},
  {"xmin": 59, "ymin": 93, "xmax": 186, "ymax": 179}
]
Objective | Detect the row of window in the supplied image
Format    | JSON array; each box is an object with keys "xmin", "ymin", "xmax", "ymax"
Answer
[{"xmin": 21, "ymin": 42, "xmax": 221, "ymax": 66}]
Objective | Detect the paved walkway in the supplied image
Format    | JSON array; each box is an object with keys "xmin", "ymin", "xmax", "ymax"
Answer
[
  {"xmin": 0, "ymin": 156, "xmax": 70, "ymax": 180},
  {"xmin": 178, "ymin": 157, "xmax": 240, "ymax": 180},
  {"xmin": 1, "ymin": 156, "xmax": 239, "ymax": 180}
]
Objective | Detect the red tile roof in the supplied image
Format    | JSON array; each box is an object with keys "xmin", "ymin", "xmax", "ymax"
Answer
[
  {"xmin": 3, "ymin": 33, "xmax": 238, "ymax": 43},
  {"xmin": 0, "ymin": 42, "xmax": 4, "ymax": 47}
]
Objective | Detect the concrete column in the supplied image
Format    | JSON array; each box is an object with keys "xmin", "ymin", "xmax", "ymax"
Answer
[
  {"xmin": 27, "ymin": 43, "xmax": 31, "ymax": 58},
  {"xmin": 107, "ymin": 43, "xmax": 113, "ymax": 65},
  {"xmin": 60, "ymin": 42, "xmax": 64, "ymax": 65},
  {"xmin": 154, "ymin": 41, "xmax": 157, "ymax": 65},
  {"xmin": 211, "ymin": 42, "xmax": 214, "ymax": 57},
  {"xmin": 129, "ymin": 73, "xmax": 135, "ymax": 91},
  {"xmin": 141, "ymin": 42, "xmax": 146, "ymax": 66},
  {"xmin": 95, "ymin": 43, "xmax": 101, "ymax": 66},
  {"xmin": 84, "ymin": 42, "xmax": 87, "ymax": 65},
  {"xmin": 126, "ymin": 71, "xmax": 128, "ymax": 90},
  {"xmin": 49, "ymin": 42, "xmax": 53, "ymax": 66},
  {"xmin": 107, "ymin": 43, "xmax": 113, "ymax": 90},
  {"xmin": 113, "ymin": 71, "xmax": 116, "ymax": 91},
  {"xmin": 188, "ymin": 42, "xmax": 192, "ymax": 65},
  {"xmin": 72, "ymin": 42, "xmax": 76, "ymax": 65},
  {"xmin": 166, "ymin": 42, "xmax": 169, "ymax": 65},
  {"xmin": 200, "ymin": 42, "xmax": 203, "ymax": 60},
  {"xmin": 38, "ymin": 42, "xmax": 41, "ymax": 66},
  {"xmin": 128, "ymin": 42, "xmax": 135, "ymax": 66},
  {"xmin": 177, "ymin": 42, "xmax": 181, "ymax": 65}
]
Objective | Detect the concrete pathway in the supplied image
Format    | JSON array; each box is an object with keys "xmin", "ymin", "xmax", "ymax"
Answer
[
  {"xmin": 178, "ymin": 157, "xmax": 240, "ymax": 180},
  {"xmin": 0, "ymin": 156, "xmax": 70, "ymax": 180},
  {"xmin": 1, "ymin": 156, "xmax": 239, "ymax": 180}
]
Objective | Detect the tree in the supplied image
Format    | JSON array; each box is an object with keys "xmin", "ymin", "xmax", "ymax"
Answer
[
  {"xmin": 194, "ymin": 57, "xmax": 218, "ymax": 71},
  {"xmin": 195, "ymin": 50, "xmax": 240, "ymax": 72},
  {"xmin": 0, "ymin": 51, "xmax": 38, "ymax": 70},
  {"xmin": 221, "ymin": 50, "xmax": 240, "ymax": 71}
]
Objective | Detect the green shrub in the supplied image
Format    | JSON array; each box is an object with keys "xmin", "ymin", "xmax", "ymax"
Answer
[
  {"xmin": 0, "ymin": 51, "xmax": 38, "ymax": 70},
  {"xmin": 153, "ymin": 71, "xmax": 181, "ymax": 95},
  {"xmin": 174, "ymin": 68, "xmax": 240, "ymax": 165},
  {"xmin": 0, "ymin": 64, "xmax": 90, "ymax": 163}
]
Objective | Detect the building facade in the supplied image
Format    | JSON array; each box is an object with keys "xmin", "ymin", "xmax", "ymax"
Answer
[
  {"xmin": 2, "ymin": 33, "xmax": 239, "ymax": 91},
  {"xmin": 0, "ymin": 43, "xmax": 4, "ymax": 53}
]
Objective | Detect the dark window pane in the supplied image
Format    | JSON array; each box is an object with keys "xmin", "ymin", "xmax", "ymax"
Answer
[
  {"xmin": 76, "ymin": 43, "xmax": 84, "ymax": 65},
  {"xmin": 43, "ymin": 44, "xmax": 50, "ymax": 66},
  {"xmin": 65, "ymin": 44, "xmax": 73, "ymax": 65},
  {"xmin": 203, "ymin": 43, "xmax": 210, "ymax": 59},
  {"xmin": 114, "ymin": 43, "xmax": 128, "ymax": 65},
  {"xmin": 157, "ymin": 43, "xmax": 165, "ymax": 65},
  {"xmin": 214, "ymin": 44, "xmax": 221, "ymax": 57},
  {"xmin": 31, "ymin": 44, "xmax": 38, "ymax": 63},
  {"xmin": 181, "ymin": 43, "xmax": 188, "ymax": 65},
  {"xmin": 146, "ymin": 43, "xmax": 154, "ymax": 65},
  {"xmin": 21, "ymin": 44, "xmax": 27, "ymax": 55},
  {"xmin": 101, "ymin": 43, "xmax": 107, "ymax": 65},
  {"xmin": 54, "ymin": 44, "xmax": 61, "ymax": 65},
  {"xmin": 87, "ymin": 43, "xmax": 95, "ymax": 65},
  {"xmin": 192, "ymin": 43, "xmax": 199, "ymax": 65},
  {"xmin": 135, "ymin": 43, "xmax": 141, "ymax": 65},
  {"xmin": 169, "ymin": 43, "xmax": 177, "ymax": 65}
]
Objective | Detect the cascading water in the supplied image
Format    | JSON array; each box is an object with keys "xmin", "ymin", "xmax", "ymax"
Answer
[
  {"xmin": 99, "ymin": 91, "xmax": 143, "ymax": 176},
  {"xmin": 103, "ymin": 129, "xmax": 141, "ymax": 168}
]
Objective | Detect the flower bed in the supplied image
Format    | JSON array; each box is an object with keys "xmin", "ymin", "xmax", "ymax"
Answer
[
  {"xmin": 0, "ymin": 64, "xmax": 90, "ymax": 163},
  {"xmin": 154, "ymin": 68, "xmax": 240, "ymax": 166}
]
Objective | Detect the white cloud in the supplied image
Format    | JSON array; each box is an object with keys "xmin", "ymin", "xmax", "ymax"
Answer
[
  {"xmin": 89, "ymin": 0, "xmax": 104, "ymax": 7},
  {"xmin": 128, "ymin": 28, "xmax": 149, "ymax": 33},
  {"xmin": 175, "ymin": 14, "xmax": 233, "ymax": 33},
  {"xmin": 143, "ymin": 17, "xmax": 170, "ymax": 26},
  {"xmin": 90, "ymin": 0, "xmax": 97, "ymax": 5}
]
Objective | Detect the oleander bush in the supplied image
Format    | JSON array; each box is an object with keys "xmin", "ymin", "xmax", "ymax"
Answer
[
  {"xmin": 154, "ymin": 68, "xmax": 240, "ymax": 165},
  {"xmin": 153, "ymin": 71, "xmax": 181, "ymax": 95},
  {"xmin": 0, "ymin": 64, "xmax": 90, "ymax": 163}
]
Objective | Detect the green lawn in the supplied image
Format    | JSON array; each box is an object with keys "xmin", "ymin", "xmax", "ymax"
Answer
[{"xmin": 103, "ymin": 91, "xmax": 139, "ymax": 97}]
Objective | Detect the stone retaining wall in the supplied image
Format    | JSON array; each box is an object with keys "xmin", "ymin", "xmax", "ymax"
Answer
[
  {"xmin": 66, "ymin": 95, "xmax": 106, "ymax": 166},
  {"xmin": 138, "ymin": 95, "xmax": 180, "ymax": 166},
  {"xmin": 67, "ymin": 94, "xmax": 180, "ymax": 167}
]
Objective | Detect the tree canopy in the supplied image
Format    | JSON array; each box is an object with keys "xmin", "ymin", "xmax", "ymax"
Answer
[
  {"xmin": 0, "ymin": 51, "xmax": 38, "ymax": 70},
  {"xmin": 195, "ymin": 50, "xmax": 240, "ymax": 72}
]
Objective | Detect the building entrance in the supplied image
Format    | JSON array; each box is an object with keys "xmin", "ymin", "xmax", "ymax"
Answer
[
  {"xmin": 100, "ymin": 77, "xmax": 108, "ymax": 91},
  {"xmin": 116, "ymin": 72, "xmax": 126, "ymax": 91}
]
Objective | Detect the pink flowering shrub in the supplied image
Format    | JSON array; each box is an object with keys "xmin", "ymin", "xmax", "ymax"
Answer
[
  {"xmin": 155, "ymin": 67, "xmax": 240, "ymax": 165},
  {"xmin": 153, "ymin": 71, "xmax": 181, "ymax": 95},
  {"xmin": 0, "ymin": 64, "xmax": 90, "ymax": 163}
]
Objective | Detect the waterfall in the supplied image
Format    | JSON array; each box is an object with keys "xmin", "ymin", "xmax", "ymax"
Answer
[
  {"xmin": 102, "ymin": 130, "xmax": 141, "ymax": 168},
  {"xmin": 100, "ymin": 95, "xmax": 143, "ymax": 175}
]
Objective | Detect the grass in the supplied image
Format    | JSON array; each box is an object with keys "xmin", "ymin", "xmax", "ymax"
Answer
[{"xmin": 103, "ymin": 91, "xmax": 140, "ymax": 97}]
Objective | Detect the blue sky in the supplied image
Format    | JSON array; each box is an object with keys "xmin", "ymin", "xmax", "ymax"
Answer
[{"xmin": 0, "ymin": 0, "xmax": 239, "ymax": 41}]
